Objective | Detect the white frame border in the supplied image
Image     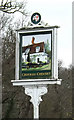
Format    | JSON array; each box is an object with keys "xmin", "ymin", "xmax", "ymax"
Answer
[{"xmin": 15, "ymin": 27, "xmax": 58, "ymax": 80}]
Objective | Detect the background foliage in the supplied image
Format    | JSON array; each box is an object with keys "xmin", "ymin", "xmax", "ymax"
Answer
[{"xmin": 1, "ymin": 0, "xmax": 72, "ymax": 118}]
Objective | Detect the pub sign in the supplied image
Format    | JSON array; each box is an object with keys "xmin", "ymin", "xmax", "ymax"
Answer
[{"xmin": 15, "ymin": 26, "xmax": 59, "ymax": 80}]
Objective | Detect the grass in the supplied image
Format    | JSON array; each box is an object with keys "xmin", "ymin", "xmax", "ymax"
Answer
[{"xmin": 22, "ymin": 63, "xmax": 51, "ymax": 71}]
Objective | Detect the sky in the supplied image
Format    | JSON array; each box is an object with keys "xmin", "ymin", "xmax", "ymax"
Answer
[
  {"xmin": 15, "ymin": 0, "xmax": 72, "ymax": 68},
  {"xmin": 25, "ymin": 0, "xmax": 72, "ymax": 68},
  {"xmin": 2, "ymin": 1, "xmax": 72, "ymax": 67},
  {"xmin": 22, "ymin": 34, "xmax": 51, "ymax": 48}
]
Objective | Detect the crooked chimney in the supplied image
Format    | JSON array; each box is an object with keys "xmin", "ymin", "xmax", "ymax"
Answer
[{"xmin": 32, "ymin": 37, "xmax": 35, "ymax": 44}]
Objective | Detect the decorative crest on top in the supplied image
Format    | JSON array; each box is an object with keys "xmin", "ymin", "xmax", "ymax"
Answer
[{"xmin": 31, "ymin": 12, "xmax": 41, "ymax": 24}]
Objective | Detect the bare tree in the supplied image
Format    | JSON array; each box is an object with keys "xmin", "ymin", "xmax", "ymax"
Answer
[
  {"xmin": 0, "ymin": 0, "xmax": 28, "ymax": 15},
  {"xmin": 0, "ymin": 0, "xmax": 29, "ymax": 61},
  {"xmin": 0, "ymin": 12, "xmax": 13, "ymax": 32}
]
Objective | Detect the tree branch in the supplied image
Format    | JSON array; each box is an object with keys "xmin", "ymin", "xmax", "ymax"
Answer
[{"xmin": 0, "ymin": 0, "xmax": 28, "ymax": 15}]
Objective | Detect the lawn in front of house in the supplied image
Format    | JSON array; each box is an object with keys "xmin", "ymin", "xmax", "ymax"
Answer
[{"xmin": 22, "ymin": 62, "xmax": 51, "ymax": 71}]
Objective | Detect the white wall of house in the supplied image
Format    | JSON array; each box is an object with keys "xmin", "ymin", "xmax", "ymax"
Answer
[
  {"xmin": 22, "ymin": 52, "xmax": 48, "ymax": 63},
  {"xmin": 30, "ymin": 52, "xmax": 48, "ymax": 63},
  {"xmin": 22, "ymin": 53, "xmax": 28, "ymax": 63}
]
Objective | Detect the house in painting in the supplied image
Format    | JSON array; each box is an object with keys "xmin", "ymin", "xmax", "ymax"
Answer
[{"xmin": 22, "ymin": 37, "xmax": 49, "ymax": 64}]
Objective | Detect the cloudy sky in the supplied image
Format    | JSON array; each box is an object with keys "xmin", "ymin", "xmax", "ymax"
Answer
[
  {"xmin": 2, "ymin": 1, "xmax": 72, "ymax": 67},
  {"xmin": 16, "ymin": 0, "xmax": 72, "ymax": 67},
  {"xmin": 25, "ymin": 0, "xmax": 72, "ymax": 68},
  {"xmin": 22, "ymin": 34, "xmax": 51, "ymax": 47}
]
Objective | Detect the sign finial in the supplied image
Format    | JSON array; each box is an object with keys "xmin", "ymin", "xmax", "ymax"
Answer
[{"xmin": 31, "ymin": 12, "xmax": 41, "ymax": 24}]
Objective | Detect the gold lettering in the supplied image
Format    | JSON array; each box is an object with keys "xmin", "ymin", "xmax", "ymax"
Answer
[{"xmin": 22, "ymin": 72, "xmax": 51, "ymax": 77}]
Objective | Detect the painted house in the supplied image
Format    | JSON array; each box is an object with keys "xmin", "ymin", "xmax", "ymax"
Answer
[{"xmin": 22, "ymin": 38, "xmax": 49, "ymax": 63}]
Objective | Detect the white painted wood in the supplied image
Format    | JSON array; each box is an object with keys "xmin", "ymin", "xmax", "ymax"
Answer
[
  {"xmin": 11, "ymin": 79, "xmax": 62, "ymax": 119},
  {"xmin": 53, "ymin": 28, "xmax": 58, "ymax": 79},
  {"xmin": 24, "ymin": 85, "xmax": 47, "ymax": 119},
  {"xmin": 51, "ymin": 28, "xmax": 54, "ymax": 78},
  {"xmin": 15, "ymin": 26, "xmax": 59, "ymax": 80},
  {"xmin": 56, "ymin": 28, "xmax": 58, "ymax": 78},
  {"xmin": 17, "ymin": 28, "xmax": 54, "ymax": 34},
  {"xmin": 12, "ymin": 26, "xmax": 61, "ymax": 119},
  {"xmin": 15, "ymin": 31, "xmax": 20, "ymax": 80},
  {"xmin": 34, "ymin": 105, "xmax": 39, "ymax": 119},
  {"xmin": 11, "ymin": 79, "xmax": 62, "ymax": 86}
]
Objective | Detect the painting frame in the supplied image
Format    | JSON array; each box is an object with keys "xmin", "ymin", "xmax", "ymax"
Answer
[{"xmin": 15, "ymin": 26, "xmax": 59, "ymax": 80}]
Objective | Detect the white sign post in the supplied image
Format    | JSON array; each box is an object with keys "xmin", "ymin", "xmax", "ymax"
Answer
[
  {"xmin": 11, "ymin": 25, "xmax": 62, "ymax": 119},
  {"xmin": 25, "ymin": 85, "xmax": 47, "ymax": 119},
  {"xmin": 11, "ymin": 79, "xmax": 62, "ymax": 119}
]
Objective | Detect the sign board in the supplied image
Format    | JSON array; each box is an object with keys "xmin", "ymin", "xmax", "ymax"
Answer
[{"xmin": 15, "ymin": 26, "xmax": 59, "ymax": 80}]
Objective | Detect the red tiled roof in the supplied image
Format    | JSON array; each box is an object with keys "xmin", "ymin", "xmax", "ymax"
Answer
[{"xmin": 22, "ymin": 42, "xmax": 44, "ymax": 54}]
